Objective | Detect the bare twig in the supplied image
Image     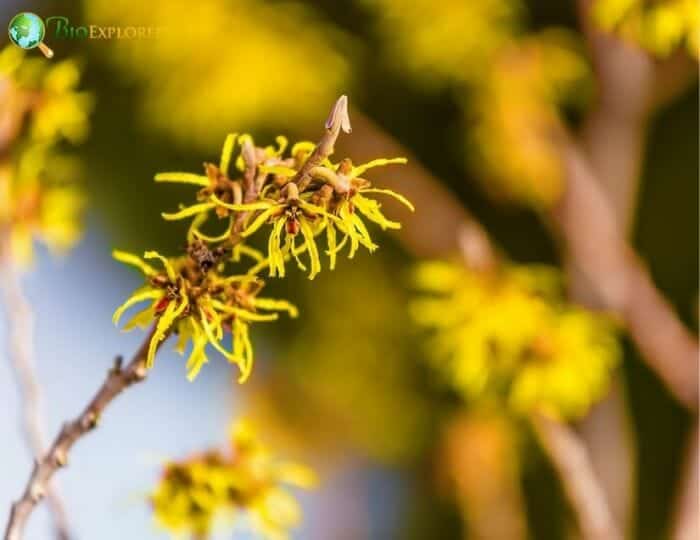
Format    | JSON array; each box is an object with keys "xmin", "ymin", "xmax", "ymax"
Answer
[
  {"xmin": 671, "ymin": 424, "xmax": 699, "ymax": 540},
  {"xmin": 337, "ymin": 110, "xmax": 496, "ymax": 262},
  {"xmin": 3, "ymin": 328, "xmax": 159, "ymax": 540},
  {"xmin": 0, "ymin": 232, "xmax": 71, "ymax": 540},
  {"xmin": 533, "ymin": 413, "xmax": 623, "ymax": 540},
  {"xmin": 553, "ymin": 140, "xmax": 698, "ymax": 408}
]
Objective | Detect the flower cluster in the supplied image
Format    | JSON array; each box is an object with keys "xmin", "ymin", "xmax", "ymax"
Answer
[
  {"xmin": 0, "ymin": 46, "xmax": 92, "ymax": 264},
  {"xmin": 151, "ymin": 422, "xmax": 316, "ymax": 539},
  {"xmin": 411, "ymin": 261, "xmax": 620, "ymax": 420},
  {"xmin": 593, "ymin": 0, "xmax": 699, "ymax": 58},
  {"xmin": 468, "ymin": 31, "xmax": 589, "ymax": 207},
  {"xmin": 113, "ymin": 96, "xmax": 411, "ymax": 381},
  {"xmin": 363, "ymin": 0, "xmax": 521, "ymax": 87}
]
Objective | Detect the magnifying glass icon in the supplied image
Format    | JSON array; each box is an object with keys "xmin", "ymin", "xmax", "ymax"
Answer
[{"xmin": 8, "ymin": 12, "xmax": 54, "ymax": 59}]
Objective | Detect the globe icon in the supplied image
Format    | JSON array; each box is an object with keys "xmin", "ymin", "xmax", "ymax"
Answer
[{"xmin": 8, "ymin": 12, "xmax": 53, "ymax": 58}]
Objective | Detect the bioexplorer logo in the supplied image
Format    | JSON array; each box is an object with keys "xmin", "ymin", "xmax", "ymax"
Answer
[
  {"xmin": 8, "ymin": 12, "xmax": 54, "ymax": 58},
  {"xmin": 8, "ymin": 12, "xmax": 161, "ymax": 58}
]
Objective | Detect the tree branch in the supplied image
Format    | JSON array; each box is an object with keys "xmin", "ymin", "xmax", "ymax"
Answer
[
  {"xmin": 3, "ymin": 328, "xmax": 159, "ymax": 540},
  {"xmin": 532, "ymin": 413, "xmax": 623, "ymax": 540},
  {"xmin": 0, "ymin": 232, "xmax": 71, "ymax": 540},
  {"xmin": 553, "ymin": 139, "xmax": 698, "ymax": 408},
  {"xmin": 672, "ymin": 424, "xmax": 699, "ymax": 540}
]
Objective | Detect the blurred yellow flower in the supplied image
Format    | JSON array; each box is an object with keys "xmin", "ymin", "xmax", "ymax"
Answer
[
  {"xmin": 411, "ymin": 260, "xmax": 620, "ymax": 419},
  {"xmin": 112, "ymin": 245, "xmax": 297, "ymax": 382},
  {"xmin": 151, "ymin": 421, "xmax": 315, "ymax": 540},
  {"xmin": 0, "ymin": 46, "xmax": 91, "ymax": 264},
  {"xmin": 364, "ymin": 0, "xmax": 522, "ymax": 86},
  {"xmin": 593, "ymin": 0, "xmax": 699, "ymax": 58},
  {"xmin": 84, "ymin": 0, "xmax": 350, "ymax": 148},
  {"xmin": 468, "ymin": 31, "xmax": 589, "ymax": 207}
]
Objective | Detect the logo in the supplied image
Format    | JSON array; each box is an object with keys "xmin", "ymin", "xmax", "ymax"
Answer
[{"xmin": 8, "ymin": 12, "xmax": 54, "ymax": 58}]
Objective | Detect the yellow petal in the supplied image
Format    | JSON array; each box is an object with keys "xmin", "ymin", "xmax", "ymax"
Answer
[
  {"xmin": 350, "ymin": 157, "xmax": 407, "ymax": 178},
  {"xmin": 219, "ymin": 133, "xmax": 238, "ymax": 176},
  {"xmin": 143, "ymin": 251, "xmax": 177, "ymax": 282},
  {"xmin": 113, "ymin": 287, "xmax": 163, "ymax": 326},
  {"xmin": 161, "ymin": 202, "xmax": 216, "ymax": 221},
  {"xmin": 360, "ymin": 188, "xmax": 415, "ymax": 212},
  {"xmin": 154, "ymin": 172, "xmax": 210, "ymax": 187},
  {"xmin": 112, "ymin": 250, "xmax": 157, "ymax": 276}
]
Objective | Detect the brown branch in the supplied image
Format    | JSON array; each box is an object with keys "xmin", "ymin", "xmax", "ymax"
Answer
[
  {"xmin": 672, "ymin": 424, "xmax": 699, "ymax": 540},
  {"xmin": 336, "ymin": 110, "xmax": 496, "ymax": 265},
  {"xmin": 0, "ymin": 232, "xmax": 71, "ymax": 540},
  {"xmin": 532, "ymin": 414, "xmax": 623, "ymax": 540},
  {"xmin": 553, "ymin": 140, "xmax": 698, "ymax": 408},
  {"xmin": 3, "ymin": 327, "xmax": 160, "ymax": 540}
]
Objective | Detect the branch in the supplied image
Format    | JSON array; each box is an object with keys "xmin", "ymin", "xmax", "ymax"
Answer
[
  {"xmin": 0, "ymin": 233, "xmax": 71, "ymax": 540},
  {"xmin": 3, "ymin": 328, "xmax": 159, "ymax": 540},
  {"xmin": 672, "ymin": 424, "xmax": 699, "ymax": 540},
  {"xmin": 553, "ymin": 140, "xmax": 698, "ymax": 408},
  {"xmin": 336, "ymin": 110, "xmax": 496, "ymax": 266},
  {"xmin": 532, "ymin": 414, "xmax": 623, "ymax": 540}
]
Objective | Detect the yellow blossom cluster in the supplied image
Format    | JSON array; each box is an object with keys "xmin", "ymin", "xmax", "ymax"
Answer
[
  {"xmin": 364, "ymin": 0, "xmax": 590, "ymax": 208},
  {"xmin": 468, "ymin": 31, "xmax": 589, "ymax": 207},
  {"xmin": 113, "ymin": 96, "xmax": 412, "ymax": 382},
  {"xmin": 362, "ymin": 0, "xmax": 522, "ymax": 86},
  {"xmin": 411, "ymin": 261, "xmax": 620, "ymax": 419},
  {"xmin": 593, "ymin": 0, "xmax": 699, "ymax": 58},
  {"xmin": 0, "ymin": 46, "xmax": 92, "ymax": 264},
  {"xmin": 151, "ymin": 422, "xmax": 316, "ymax": 539}
]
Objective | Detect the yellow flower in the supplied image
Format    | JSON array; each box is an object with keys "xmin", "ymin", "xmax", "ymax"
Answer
[
  {"xmin": 0, "ymin": 46, "xmax": 91, "ymax": 264},
  {"xmin": 468, "ymin": 31, "xmax": 589, "ymax": 207},
  {"xmin": 112, "ymin": 245, "xmax": 296, "ymax": 382},
  {"xmin": 593, "ymin": 0, "xmax": 699, "ymax": 58},
  {"xmin": 412, "ymin": 261, "xmax": 620, "ymax": 419},
  {"xmin": 151, "ymin": 421, "xmax": 316, "ymax": 540},
  {"xmin": 157, "ymin": 131, "xmax": 413, "ymax": 280},
  {"xmin": 1, "ymin": 146, "xmax": 85, "ymax": 265},
  {"xmin": 85, "ymin": 0, "xmax": 349, "ymax": 148},
  {"xmin": 364, "ymin": 0, "xmax": 522, "ymax": 86}
]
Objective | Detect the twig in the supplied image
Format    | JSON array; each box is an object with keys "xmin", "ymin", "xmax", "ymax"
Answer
[
  {"xmin": 0, "ymin": 232, "xmax": 71, "ymax": 540},
  {"xmin": 671, "ymin": 424, "xmax": 699, "ymax": 540},
  {"xmin": 553, "ymin": 140, "xmax": 699, "ymax": 408},
  {"xmin": 3, "ymin": 328, "xmax": 160, "ymax": 540},
  {"xmin": 292, "ymin": 94, "xmax": 351, "ymax": 192},
  {"xmin": 532, "ymin": 413, "xmax": 623, "ymax": 540}
]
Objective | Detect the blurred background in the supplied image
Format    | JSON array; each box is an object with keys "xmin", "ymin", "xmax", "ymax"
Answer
[{"xmin": 0, "ymin": 0, "xmax": 697, "ymax": 539}]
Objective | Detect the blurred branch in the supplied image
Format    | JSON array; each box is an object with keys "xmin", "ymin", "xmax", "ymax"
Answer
[
  {"xmin": 3, "ymin": 329, "xmax": 158, "ymax": 540},
  {"xmin": 553, "ymin": 139, "xmax": 698, "ymax": 408},
  {"xmin": 533, "ymin": 413, "xmax": 623, "ymax": 540},
  {"xmin": 342, "ymin": 111, "xmax": 617, "ymax": 539},
  {"xmin": 336, "ymin": 111, "xmax": 497, "ymax": 268},
  {"xmin": 672, "ymin": 424, "xmax": 699, "ymax": 540},
  {"xmin": 440, "ymin": 411, "xmax": 527, "ymax": 540},
  {"xmin": 0, "ymin": 231, "xmax": 71, "ymax": 540}
]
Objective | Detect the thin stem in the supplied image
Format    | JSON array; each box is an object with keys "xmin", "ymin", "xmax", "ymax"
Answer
[
  {"xmin": 532, "ymin": 413, "xmax": 622, "ymax": 540},
  {"xmin": 0, "ymin": 233, "xmax": 72, "ymax": 540},
  {"xmin": 672, "ymin": 424, "xmax": 699, "ymax": 540},
  {"xmin": 3, "ymin": 327, "xmax": 161, "ymax": 540}
]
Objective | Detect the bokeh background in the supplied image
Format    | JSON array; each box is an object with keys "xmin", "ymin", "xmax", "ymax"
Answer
[{"xmin": 0, "ymin": 0, "xmax": 697, "ymax": 539}]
